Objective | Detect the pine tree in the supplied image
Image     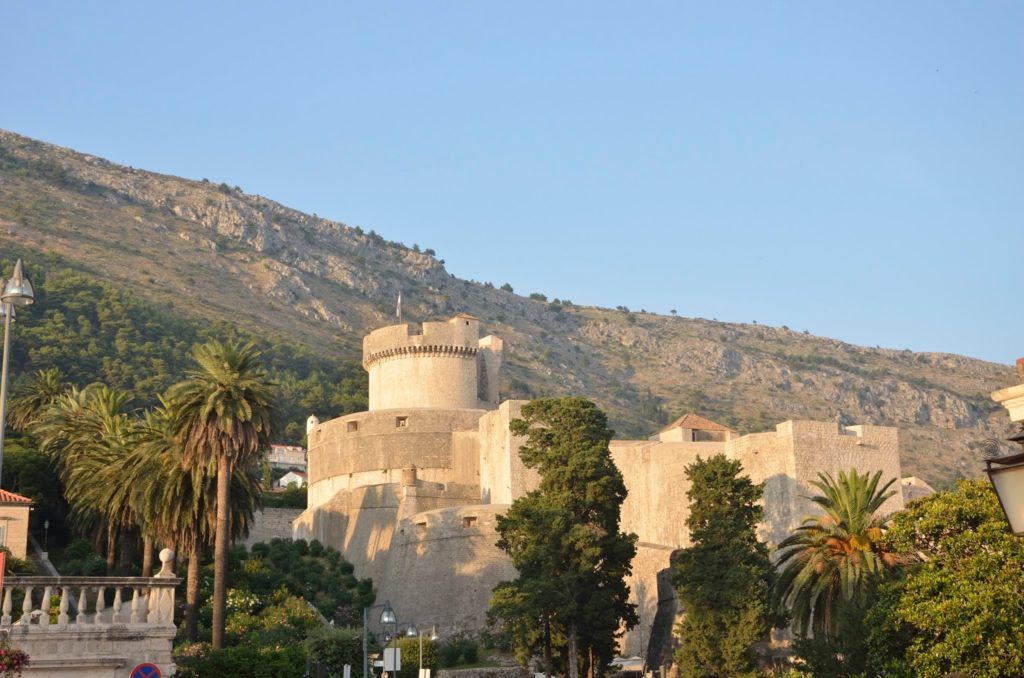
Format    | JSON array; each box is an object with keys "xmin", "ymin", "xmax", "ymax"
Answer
[
  {"xmin": 672, "ymin": 455, "xmax": 776, "ymax": 677},
  {"xmin": 491, "ymin": 397, "xmax": 638, "ymax": 678}
]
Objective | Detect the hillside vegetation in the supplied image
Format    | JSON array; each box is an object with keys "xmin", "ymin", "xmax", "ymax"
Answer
[{"xmin": 0, "ymin": 129, "xmax": 1016, "ymax": 486}]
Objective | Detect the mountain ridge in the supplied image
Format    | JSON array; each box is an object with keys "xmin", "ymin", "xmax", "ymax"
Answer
[{"xmin": 0, "ymin": 128, "xmax": 1016, "ymax": 486}]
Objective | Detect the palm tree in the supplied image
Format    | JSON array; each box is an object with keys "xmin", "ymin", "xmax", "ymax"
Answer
[
  {"xmin": 33, "ymin": 383, "xmax": 139, "ymax": 572},
  {"xmin": 129, "ymin": 402, "xmax": 261, "ymax": 640},
  {"xmin": 772, "ymin": 469, "xmax": 903, "ymax": 637},
  {"xmin": 166, "ymin": 340, "xmax": 275, "ymax": 648},
  {"xmin": 8, "ymin": 367, "xmax": 67, "ymax": 432}
]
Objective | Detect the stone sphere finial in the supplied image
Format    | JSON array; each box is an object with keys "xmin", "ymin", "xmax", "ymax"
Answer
[{"xmin": 155, "ymin": 548, "xmax": 176, "ymax": 578}]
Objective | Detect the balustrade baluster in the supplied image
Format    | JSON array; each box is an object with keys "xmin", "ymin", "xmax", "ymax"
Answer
[
  {"xmin": 139, "ymin": 585, "xmax": 150, "ymax": 622},
  {"xmin": 130, "ymin": 588, "xmax": 140, "ymax": 623},
  {"xmin": 40, "ymin": 586, "xmax": 52, "ymax": 626},
  {"xmin": 1, "ymin": 587, "xmax": 12, "ymax": 625},
  {"xmin": 112, "ymin": 587, "xmax": 123, "ymax": 623},
  {"xmin": 76, "ymin": 588, "xmax": 87, "ymax": 624},
  {"xmin": 144, "ymin": 586, "xmax": 155, "ymax": 624},
  {"xmin": 95, "ymin": 586, "xmax": 106, "ymax": 624},
  {"xmin": 20, "ymin": 585, "xmax": 32, "ymax": 625},
  {"xmin": 57, "ymin": 588, "xmax": 69, "ymax": 626}
]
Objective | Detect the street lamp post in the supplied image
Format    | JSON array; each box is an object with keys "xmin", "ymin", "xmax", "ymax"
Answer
[
  {"xmin": 364, "ymin": 601, "xmax": 397, "ymax": 678},
  {"xmin": 414, "ymin": 625, "xmax": 437, "ymax": 678},
  {"xmin": 0, "ymin": 259, "xmax": 34, "ymax": 488},
  {"xmin": 988, "ymin": 361, "xmax": 1024, "ymax": 536}
]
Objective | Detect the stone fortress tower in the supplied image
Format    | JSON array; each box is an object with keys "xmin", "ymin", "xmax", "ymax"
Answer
[{"xmin": 294, "ymin": 315, "xmax": 910, "ymax": 662}]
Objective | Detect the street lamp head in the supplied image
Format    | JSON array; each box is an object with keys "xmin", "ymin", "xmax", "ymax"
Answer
[
  {"xmin": 1, "ymin": 260, "xmax": 34, "ymax": 307},
  {"xmin": 380, "ymin": 601, "xmax": 396, "ymax": 626},
  {"xmin": 405, "ymin": 625, "xmax": 418, "ymax": 637},
  {"xmin": 430, "ymin": 628, "xmax": 438, "ymax": 641},
  {"xmin": 985, "ymin": 450, "xmax": 1024, "ymax": 536}
]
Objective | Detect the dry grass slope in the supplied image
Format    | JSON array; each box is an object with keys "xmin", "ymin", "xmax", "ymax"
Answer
[{"xmin": 0, "ymin": 129, "xmax": 1016, "ymax": 486}]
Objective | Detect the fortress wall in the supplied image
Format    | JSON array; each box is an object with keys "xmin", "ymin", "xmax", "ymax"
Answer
[
  {"xmin": 364, "ymin": 316, "xmax": 486, "ymax": 411},
  {"xmin": 368, "ymin": 353, "xmax": 481, "ymax": 410},
  {"xmin": 478, "ymin": 401, "xmax": 537, "ymax": 505},
  {"xmin": 306, "ymin": 409, "xmax": 485, "ymax": 508},
  {"xmin": 243, "ymin": 507, "xmax": 304, "ymax": 549},
  {"xmin": 379, "ymin": 505, "xmax": 518, "ymax": 636},
  {"xmin": 293, "ymin": 483, "xmax": 402, "ymax": 585},
  {"xmin": 727, "ymin": 431, "xmax": 797, "ymax": 546},
  {"xmin": 786, "ymin": 420, "xmax": 904, "ymax": 517},
  {"xmin": 612, "ymin": 439, "xmax": 725, "ymax": 657}
]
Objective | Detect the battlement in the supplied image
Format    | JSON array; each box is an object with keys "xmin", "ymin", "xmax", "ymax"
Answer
[
  {"xmin": 363, "ymin": 314, "xmax": 504, "ymax": 411},
  {"xmin": 364, "ymin": 314, "xmax": 483, "ymax": 367}
]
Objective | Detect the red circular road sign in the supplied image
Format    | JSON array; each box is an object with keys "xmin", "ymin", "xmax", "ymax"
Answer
[{"xmin": 130, "ymin": 663, "xmax": 162, "ymax": 678}]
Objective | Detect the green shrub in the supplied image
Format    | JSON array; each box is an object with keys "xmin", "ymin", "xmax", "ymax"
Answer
[
  {"xmin": 174, "ymin": 641, "xmax": 306, "ymax": 677},
  {"xmin": 393, "ymin": 636, "xmax": 438, "ymax": 678},
  {"xmin": 305, "ymin": 626, "xmax": 368, "ymax": 675}
]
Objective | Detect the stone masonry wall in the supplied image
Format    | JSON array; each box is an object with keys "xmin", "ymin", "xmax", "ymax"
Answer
[{"xmin": 242, "ymin": 507, "xmax": 304, "ymax": 549}]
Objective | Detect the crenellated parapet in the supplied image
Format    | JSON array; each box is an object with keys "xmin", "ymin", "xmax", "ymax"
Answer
[{"xmin": 362, "ymin": 314, "xmax": 502, "ymax": 411}]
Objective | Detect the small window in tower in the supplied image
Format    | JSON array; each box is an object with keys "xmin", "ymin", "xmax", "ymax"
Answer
[
  {"xmin": 347, "ymin": 421, "xmax": 359, "ymax": 433},
  {"xmin": 396, "ymin": 416, "xmax": 409, "ymax": 428},
  {"xmin": 463, "ymin": 516, "xmax": 477, "ymax": 528},
  {"xmin": 417, "ymin": 521, "xmax": 427, "ymax": 534}
]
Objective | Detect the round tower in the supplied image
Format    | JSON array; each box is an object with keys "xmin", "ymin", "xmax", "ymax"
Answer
[{"xmin": 362, "ymin": 314, "xmax": 502, "ymax": 410}]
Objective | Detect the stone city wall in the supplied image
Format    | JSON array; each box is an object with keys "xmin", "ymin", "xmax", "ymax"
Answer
[
  {"xmin": 380, "ymin": 505, "xmax": 517, "ymax": 636},
  {"xmin": 242, "ymin": 507, "xmax": 304, "ymax": 549}
]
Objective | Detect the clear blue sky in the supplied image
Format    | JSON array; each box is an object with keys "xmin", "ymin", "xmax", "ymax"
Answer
[{"xmin": 2, "ymin": 3, "xmax": 1021, "ymax": 363}]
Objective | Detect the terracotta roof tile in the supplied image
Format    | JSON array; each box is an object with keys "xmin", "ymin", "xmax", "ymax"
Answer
[
  {"xmin": 660, "ymin": 413, "xmax": 733, "ymax": 434},
  {"xmin": 0, "ymin": 489, "xmax": 32, "ymax": 504}
]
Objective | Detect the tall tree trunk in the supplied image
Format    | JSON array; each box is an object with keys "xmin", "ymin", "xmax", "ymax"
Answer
[
  {"xmin": 211, "ymin": 453, "xmax": 232, "ymax": 649},
  {"xmin": 185, "ymin": 537, "xmax": 201, "ymax": 642},
  {"xmin": 105, "ymin": 527, "xmax": 116, "ymax": 574},
  {"xmin": 544, "ymin": 617, "xmax": 553, "ymax": 678},
  {"xmin": 568, "ymin": 619, "xmax": 579, "ymax": 678},
  {"xmin": 141, "ymin": 535, "xmax": 154, "ymax": 577},
  {"xmin": 587, "ymin": 646, "xmax": 594, "ymax": 678}
]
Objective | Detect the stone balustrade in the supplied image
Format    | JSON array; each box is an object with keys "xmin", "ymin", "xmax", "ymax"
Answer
[
  {"xmin": 0, "ymin": 549, "xmax": 181, "ymax": 677},
  {"xmin": 0, "ymin": 575, "xmax": 178, "ymax": 628}
]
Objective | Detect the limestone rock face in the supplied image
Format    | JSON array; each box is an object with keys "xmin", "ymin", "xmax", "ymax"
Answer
[{"xmin": 0, "ymin": 128, "xmax": 1015, "ymax": 486}]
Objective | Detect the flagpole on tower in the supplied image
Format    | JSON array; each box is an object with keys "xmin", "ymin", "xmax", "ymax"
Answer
[{"xmin": 396, "ymin": 291, "xmax": 402, "ymax": 322}]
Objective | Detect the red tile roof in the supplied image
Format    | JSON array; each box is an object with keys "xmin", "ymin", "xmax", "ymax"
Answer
[
  {"xmin": 0, "ymin": 489, "xmax": 32, "ymax": 504},
  {"xmin": 660, "ymin": 413, "xmax": 733, "ymax": 433}
]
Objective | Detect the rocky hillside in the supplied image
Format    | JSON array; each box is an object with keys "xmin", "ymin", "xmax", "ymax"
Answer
[{"xmin": 0, "ymin": 129, "xmax": 1016, "ymax": 486}]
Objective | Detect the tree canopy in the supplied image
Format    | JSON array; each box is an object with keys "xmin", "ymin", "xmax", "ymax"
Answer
[
  {"xmin": 491, "ymin": 397, "xmax": 637, "ymax": 678},
  {"xmin": 866, "ymin": 480, "xmax": 1024, "ymax": 678},
  {"xmin": 672, "ymin": 454, "xmax": 776, "ymax": 678}
]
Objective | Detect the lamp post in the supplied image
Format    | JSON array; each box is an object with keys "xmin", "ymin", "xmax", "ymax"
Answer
[
  {"xmin": 985, "ymin": 444, "xmax": 1024, "ymax": 536},
  {"xmin": 988, "ymin": 360, "xmax": 1024, "ymax": 536},
  {"xmin": 0, "ymin": 259, "xmax": 34, "ymax": 488},
  {"xmin": 413, "ymin": 624, "xmax": 437, "ymax": 678},
  {"xmin": 364, "ymin": 601, "xmax": 397, "ymax": 678}
]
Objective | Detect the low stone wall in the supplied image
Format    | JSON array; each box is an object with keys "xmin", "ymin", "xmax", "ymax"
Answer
[
  {"xmin": 14, "ymin": 626, "xmax": 176, "ymax": 678},
  {"xmin": 242, "ymin": 507, "xmax": 303, "ymax": 549},
  {"xmin": 437, "ymin": 668, "xmax": 531, "ymax": 678}
]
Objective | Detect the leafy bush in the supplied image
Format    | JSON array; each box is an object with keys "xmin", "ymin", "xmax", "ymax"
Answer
[
  {"xmin": 392, "ymin": 636, "xmax": 439, "ymax": 678},
  {"xmin": 437, "ymin": 637, "xmax": 478, "ymax": 668},
  {"xmin": 52, "ymin": 539, "xmax": 104, "ymax": 575},
  {"xmin": 305, "ymin": 626, "xmax": 369, "ymax": 676},
  {"xmin": 174, "ymin": 640, "xmax": 305, "ymax": 678},
  {"xmin": 229, "ymin": 539, "xmax": 374, "ymax": 623}
]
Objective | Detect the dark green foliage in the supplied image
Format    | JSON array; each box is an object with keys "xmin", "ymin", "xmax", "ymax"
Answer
[
  {"xmin": 393, "ymin": 636, "xmax": 440, "ymax": 678},
  {"xmin": 865, "ymin": 480, "xmax": 1024, "ymax": 677},
  {"xmin": 492, "ymin": 397, "xmax": 638, "ymax": 677},
  {"xmin": 672, "ymin": 455, "xmax": 776, "ymax": 678},
  {"xmin": 4, "ymin": 259, "xmax": 366, "ymax": 443},
  {"xmin": 436, "ymin": 637, "xmax": 476, "ymax": 668},
  {"xmin": 235, "ymin": 538, "xmax": 374, "ymax": 622},
  {"xmin": 261, "ymin": 484, "xmax": 307, "ymax": 508},
  {"xmin": 53, "ymin": 538, "xmax": 106, "ymax": 575},
  {"xmin": 174, "ymin": 640, "xmax": 306, "ymax": 677},
  {"xmin": 306, "ymin": 626, "xmax": 372, "ymax": 676}
]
